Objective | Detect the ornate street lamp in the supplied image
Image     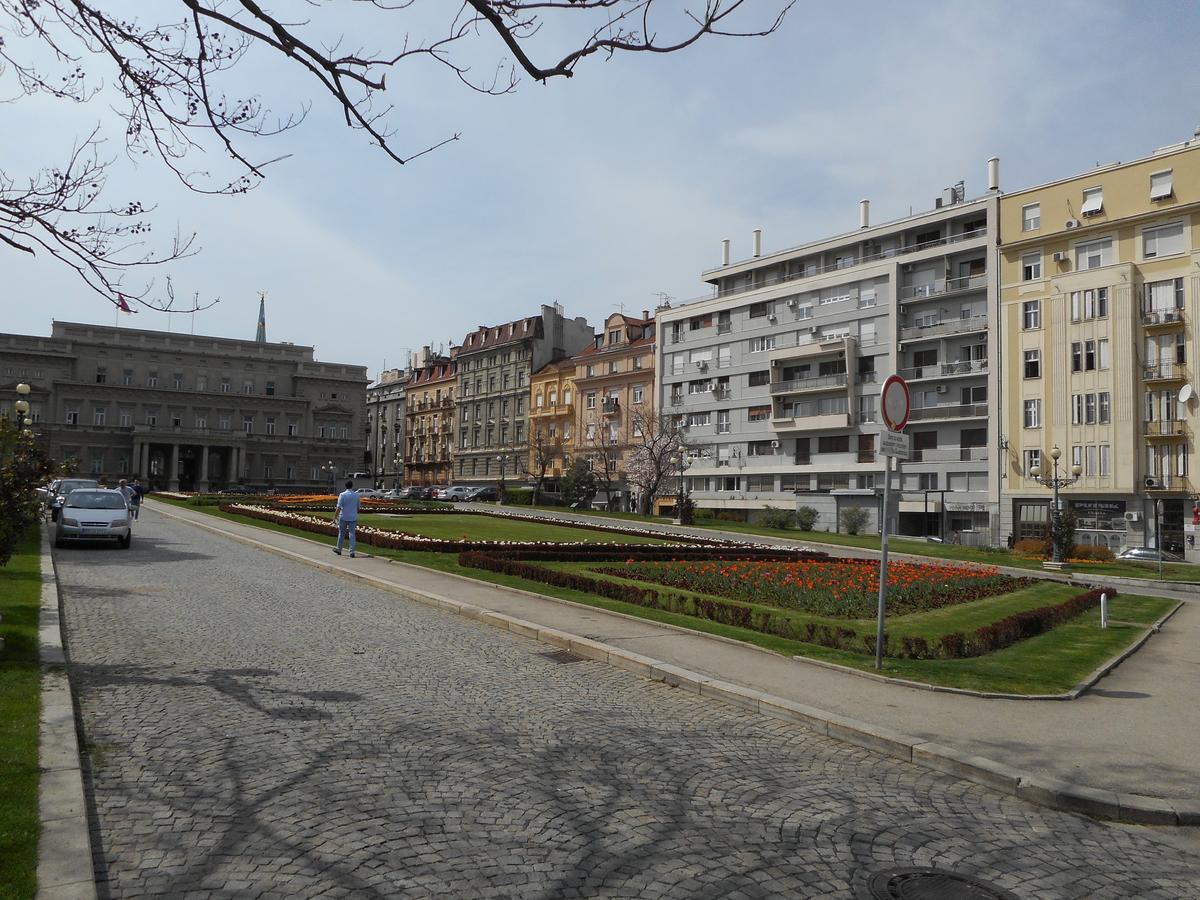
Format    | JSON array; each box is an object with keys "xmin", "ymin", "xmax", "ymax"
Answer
[
  {"xmin": 495, "ymin": 454, "xmax": 506, "ymax": 505},
  {"xmin": 13, "ymin": 382, "xmax": 30, "ymax": 426},
  {"xmin": 670, "ymin": 451, "xmax": 691, "ymax": 525},
  {"xmin": 1029, "ymin": 444, "xmax": 1082, "ymax": 565}
]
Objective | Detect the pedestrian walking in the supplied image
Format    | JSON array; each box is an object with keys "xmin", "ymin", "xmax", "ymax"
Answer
[
  {"xmin": 334, "ymin": 480, "xmax": 361, "ymax": 558},
  {"xmin": 129, "ymin": 478, "xmax": 144, "ymax": 520},
  {"xmin": 117, "ymin": 479, "xmax": 137, "ymax": 519}
]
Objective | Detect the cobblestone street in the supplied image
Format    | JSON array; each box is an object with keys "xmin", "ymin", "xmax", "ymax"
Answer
[{"xmin": 55, "ymin": 508, "xmax": 1200, "ymax": 899}]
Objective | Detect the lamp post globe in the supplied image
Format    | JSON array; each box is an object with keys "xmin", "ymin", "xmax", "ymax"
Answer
[
  {"xmin": 1028, "ymin": 444, "xmax": 1082, "ymax": 566},
  {"xmin": 15, "ymin": 382, "xmax": 30, "ymax": 396}
]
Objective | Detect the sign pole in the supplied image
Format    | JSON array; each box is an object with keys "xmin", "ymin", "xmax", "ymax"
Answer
[{"xmin": 875, "ymin": 454, "xmax": 890, "ymax": 669}]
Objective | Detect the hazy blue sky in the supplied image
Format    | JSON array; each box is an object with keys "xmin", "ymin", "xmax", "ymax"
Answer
[{"xmin": 4, "ymin": 0, "xmax": 1199, "ymax": 380}]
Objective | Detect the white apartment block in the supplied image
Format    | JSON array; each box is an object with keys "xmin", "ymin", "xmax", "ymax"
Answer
[{"xmin": 656, "ymin": 165, "xmax": 1002, "ymax": 542}]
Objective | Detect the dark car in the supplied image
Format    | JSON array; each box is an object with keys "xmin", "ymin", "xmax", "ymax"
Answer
[
  {"xmin": 470, "ymin": 486, "xmax": 499, "ymax": 502},
  {"xmin": 219, "ymin": 485, "xmax": 256, "ymax": 495}
]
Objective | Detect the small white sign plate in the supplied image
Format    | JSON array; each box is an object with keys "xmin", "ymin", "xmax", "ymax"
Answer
[{"xmin": 879, "ymin": 430, "xmax": 911, "ymax": 460}]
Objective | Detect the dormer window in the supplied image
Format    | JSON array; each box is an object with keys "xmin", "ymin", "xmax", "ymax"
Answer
[
  {"xmin": 608, "ymin": 330, "xmax": 621, "ymax": 345},
  {"xmin": 1080, "ymin": 187, "xmax": 1103, "ymax": 216}
]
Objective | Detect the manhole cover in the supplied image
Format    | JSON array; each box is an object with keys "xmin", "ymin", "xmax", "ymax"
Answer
[
  {"xmin": 867, "ymin": 868, "xmax": 1019, "ymax": 900},
  {"xmin": 540, "ymin": 650, "xmax": 584, "ymax": 664}
]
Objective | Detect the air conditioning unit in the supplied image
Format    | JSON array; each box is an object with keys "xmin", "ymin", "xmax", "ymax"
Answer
[
  {"xmin": 770, "ymin": 440, "xmax": 780, "ymax": 449},
  {"xmin": 935, "ymin": 384, "xmax": 949, "ymax": 394},
  {"xmin": 1064, "ymin": 218, "xmax": 1081, "ymax": 229},
  {"xmin": 1145, "ymin": 312, "xmax": 1161, "ymax": 325},
  {"xmin": 767, "ymin": 313, "xmax": 778, "ymax": 322},
  {"xmin": 1124, "ymin": 511, "xmax": 1141, "ymax": 522},
  {"xmin": 1145, "ymin": 477, "xmax": 1159, "ymax": 489},
  {"xmin": 1051, "ymin": 251, "xmax": 1067, "ymax": 263},
  {"xmin": 785, "ymin": 298, "xmax": 798, "ymax": 308},
  {"xmin": 694, "ymin": 360, "xmax": 708, "ymax": 371}
]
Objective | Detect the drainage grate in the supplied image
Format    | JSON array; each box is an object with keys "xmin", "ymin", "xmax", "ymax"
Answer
[
  {"xmin": 867, "ymin": 868, "xmax": 1019, "ymax": 900},
  {"xmin": 540, "ymin": 649, "xmax": 585, "ymax": 664}
]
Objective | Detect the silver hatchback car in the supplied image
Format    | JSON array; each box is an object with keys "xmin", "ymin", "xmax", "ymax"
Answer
[{"xmin": 55, "ymin": 489, "xmax": 133, "ymax": 549}]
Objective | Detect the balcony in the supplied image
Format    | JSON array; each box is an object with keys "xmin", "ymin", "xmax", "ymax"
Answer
[
  {"xmin": 1144, "ymin": 364, "xmax": 1188, "ymax": 384},
  {"xmin": 1145, "ymin": 475, "xmax": 1192, "ymax": 492},
  {"xmin": 769, "ymin": 334, "xmax": 855, "ymax": 365},
  {"xmin": 770, "ymin": 412, "xmax": 850, "ymax": 432},
  {"xmin": 711, "ymin": 227, "xmax": 987, "ymax": 299},
  {"xmin": 1142, "ymin": 309, "xmax": 1185, "ymax": 330},
  {"xmin": 907, "ymin": 446, "xmax": 989, "ymax": 462},
  {"xmin": 899, "ymin": 315, "xmax": 988, "ymax": 342},
  {"xmin": 898, "ymin": 359, "xmax": 988, "ymax": 381},
  {"xmin": 899, "ymin": 273, "xmax": 988, "ymax": 303},
  {"xmin": 714, "ymin": 386, "xmax": 732, "ymax": 401},
  {"xmin": 770, "ymin": 373, "xmax": 848, "ymax": 396},
  {"xmin": 602, "ymin": 400, "xmax": 621, "ymax": 416},
  {"xmin": 906, "ymin": 403, "xmax": 989, "ymax": 422},
  {"xmin": 1145, "ymin": 419, "xmax": 1188, "ymax": 439}
]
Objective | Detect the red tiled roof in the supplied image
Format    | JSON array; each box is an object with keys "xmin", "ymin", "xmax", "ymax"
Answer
[
  {"xmin": 408, "ymin": 360, "xmax": 456, "ymax": 386},
  {"xmin": 459, "ymin": 316, "xmax": 542, "ymax": 352},
  {"xmin": 573, "ymin": 333, "xmax": 656, "ymax": 359}
]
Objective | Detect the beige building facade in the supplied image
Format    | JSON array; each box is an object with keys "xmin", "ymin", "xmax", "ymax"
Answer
[
  {"xmin": 999, "ymin": 137, "xmax": 1200, "ymax": 553},
  {"xmin": 404, "ymin": 355, "xmax": 457, "ymax": 487},
  {"xmin": 0, "ymin": 321, "xmax": 367, "ymax": 491},
  {"xmin": 528, "ymin": 357, "xmax": 577, "ymax": 485}
]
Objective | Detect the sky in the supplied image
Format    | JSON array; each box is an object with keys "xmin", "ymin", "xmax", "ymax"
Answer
[{"xmin": 3, "ymin": 0, "xmax": 1199, "ymax": 382}]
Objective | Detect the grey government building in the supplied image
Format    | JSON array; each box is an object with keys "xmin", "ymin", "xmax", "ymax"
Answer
[{"xmin": 0, "ymin": 321, "xmax": 368, "ymax": 491}]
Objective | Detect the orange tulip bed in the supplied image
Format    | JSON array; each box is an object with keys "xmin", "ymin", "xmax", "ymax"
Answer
[{"xmin": 600, "ymin": 558, "xmax": 1033, "ymax": 618}]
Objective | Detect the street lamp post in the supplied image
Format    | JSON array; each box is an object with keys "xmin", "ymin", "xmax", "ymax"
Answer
[
  {"xmin": 13, "ymin": 382, "xmax": 30, "ymax": 427},
  {"xmin": 321, "ymin": 460, "xmax": 335, "ymax": 492},
  {"xmin": 671, "ymin": 452, "xmax": 690, "ymax": 525},
  {"xmin": 495, "ymin": 454, "xmax": 506, "ymax": 505},
  {"xmin": 1029, "ymin": 445, "xmax": 1082, "ymax": 566}
]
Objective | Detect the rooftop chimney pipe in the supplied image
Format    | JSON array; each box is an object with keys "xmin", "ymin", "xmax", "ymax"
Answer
[
  {"xmin": 987, "ymin": 156, "xmax": 1000, "ymax": 192},
  {"xmin": 752, "ymin": 229, "xmax": 762, "ymax": 258},
  {"xmin": 859, "ymin": 199, "xmax": 870, "ymax": 229},
  {"xmin": 721, "ymin": 239, "xmax": 730, "ymax": 266}
]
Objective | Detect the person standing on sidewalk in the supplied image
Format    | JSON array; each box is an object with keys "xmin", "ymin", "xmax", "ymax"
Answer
[{"xmin": 334, "ymin": 480, "xmax": 361, "ymax": 558}]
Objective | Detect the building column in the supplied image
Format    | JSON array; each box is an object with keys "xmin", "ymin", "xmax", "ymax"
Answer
[
  {"xmin": 140, "ymin": 443, "xmax": 150, "ymax": 479},
  {"xmin": 232, "ymin": 447, "xmax": 242, "ymax": 483},
  {"xmin": 168, "ymin": 444, "xmax": 180, "ymax": 491},
  {"xmin": 198, "ymin": 445, "xmax": 210, "ymax": 492}
]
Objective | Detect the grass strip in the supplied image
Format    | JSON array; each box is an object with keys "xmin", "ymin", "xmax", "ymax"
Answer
[{"xmin": 0, "ymin": 529, "xmax": 43, "ymax": 900}]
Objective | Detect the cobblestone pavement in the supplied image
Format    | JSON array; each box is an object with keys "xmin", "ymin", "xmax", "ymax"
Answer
[{"xmin": 55, "ymin": 508, "xmax": 1200, "ymax": 899}]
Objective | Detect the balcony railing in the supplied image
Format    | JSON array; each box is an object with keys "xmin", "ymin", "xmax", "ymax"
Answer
[
  {"xmin": 899, "ymin": 315, "xmax": 988, "ymax": 342},
  {"xmin": 906, "ymin": 403, "xmax": 989, "ymax": 422},
  {"xmin": 712, "ymin": 227, "xmax": 987, "ymax": 299},
  {"xmin": 714, "ymin": 386, "xmax": 732, "ymax": 400},
  {"xmin": 907, "ymin": 446, "xmax": 989, "ymax": 462},
  {"xmin": 898, "ymin": 359, "xmax": 988, "ymax": 381},
  {"xmin": 602, "ymin": 400, "xmax": 621, "ymax": 415},
  {"xmin": 899, "ymin": 273, "xmax": 987, "ymax": 302},
  {"xmin": 1145, "ymin": 475, "xmax": 1191, "ymax": 491},
  {"xmin": 1142, "ymin": 309, "xmax": 1185, "ymax": 328},
  {"xmin": 1145, "ymin": 419, "xmax": 1188, "ymax": 437},
  {"xmin": 1144, "ymin": 364, "xmax": 1188, "ymax": 382},
  {"xmin": 770, "ymin": 373, "xmax": 848, "ymax": 395}
]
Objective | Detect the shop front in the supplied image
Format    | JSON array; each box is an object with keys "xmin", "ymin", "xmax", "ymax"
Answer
[{"xmin": 1068, "ymin": 499, "xmax": 1127, "ymax": 554}]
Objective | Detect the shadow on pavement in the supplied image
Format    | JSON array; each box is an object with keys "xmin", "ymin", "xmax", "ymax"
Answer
[{"xmin": 53, "ymin": 532, "xmax": 216, "ymax": 565}]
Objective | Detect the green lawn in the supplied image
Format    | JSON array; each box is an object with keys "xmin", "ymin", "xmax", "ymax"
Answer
[
  {"xmin": 316, "ymin": 511, "xmax": 671, "ymax": 545},
  {"xmin": 175, "ymin": 502, "xmax": 1174, "ymax": 695},
  {"xmin": 0, "ymin": 529, "xmax": 43, "ymax": 900}
]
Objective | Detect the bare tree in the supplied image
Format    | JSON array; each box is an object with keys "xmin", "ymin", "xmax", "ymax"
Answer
[
  {"xmin": 581, "ymin": 411, "xmax": 621, "ymax": 509},
  {"xmin": 625, "ymin": 406, "xmax": 686, "ymax": 515},
  {"xmin": 1, "ymin": 1, "xmax": 791, "ymax": 307},
  {"xmin": 523, "ymin": 425, "xmax": 563, "ymax": 506}
]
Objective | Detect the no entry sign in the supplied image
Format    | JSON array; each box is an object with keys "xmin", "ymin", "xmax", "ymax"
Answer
[{"xmin": 880, "ymin": 374, "xmax": 910, "ymax": 432}]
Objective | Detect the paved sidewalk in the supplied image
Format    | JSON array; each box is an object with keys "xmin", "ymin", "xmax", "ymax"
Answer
[
  {"xmin": 458, "ymin": 503, "xmax": 1200, "ymax": 601},
  {"xmin": 153, "ymin": 500, "xmax": 1199, "ymax": 810}
]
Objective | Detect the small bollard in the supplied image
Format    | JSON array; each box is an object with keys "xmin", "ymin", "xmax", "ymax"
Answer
[{"xmin": 1100, "ymin": 592, "xmax": 1108, "ymax": 629}]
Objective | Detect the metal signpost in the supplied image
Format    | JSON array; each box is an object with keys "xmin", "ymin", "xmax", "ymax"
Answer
[{"xmin": 876, "ymin": 375, "xmax": 910, "ymax": 670}]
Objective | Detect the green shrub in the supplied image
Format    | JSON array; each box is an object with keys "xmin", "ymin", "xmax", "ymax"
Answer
[
  {"xmin": 504, "ymin": 488, "xmax": 535, "ymax": 506},
  {"xmin": 759, "ymin": 506, "xmax": 796, "ymax": 530},
  {"xmin": 840, "ymin": 507, "xmax": 870, "ymax": 535},
  {"xmin": 678, "ymin": 496, "xmax": 695, "ymax": 526},
  {"xmin": 692, "ymin": 507, "xmax": 715, "ymax": 521},
  {"xmin": 795, "ymin": 506, "xmax": 819, "ymax": 531}
]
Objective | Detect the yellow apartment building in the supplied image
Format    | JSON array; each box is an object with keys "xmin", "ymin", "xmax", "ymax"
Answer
[
  {"xmin": 574, "ymin": 312, "xmax": 657, "ymax": 510},
  {"xmin": 527, "ymin": 357, "xmax": 577, "ymax": 485},
  {"xmin": 1000, "ymin": 135, "xmax": 1200, "ymax": 554}
]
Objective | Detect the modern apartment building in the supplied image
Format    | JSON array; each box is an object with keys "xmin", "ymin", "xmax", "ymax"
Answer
[
  {"xmin": 574, "ymin": 311, "xmax": 657, "ymax": 509},
  {"xmin": 999, "ymin": 136, "xmax": 1200, "ymax": 554},
  {"xmin": 656, "ymin": 163, "xmax": 1001, "ymax": 540},
  {"xmin": 0, "ymin": 321, "xmax": 368, "ymax": 491},
  {"xmin": 453, "ymin": 304, "xmax": 593, "ymax": 486},
  {"xmin": 403, "ymin": 353, "xmax": 456, "ymax": 487},
  {"xmin": 365, "ymin": 367, "xmax": 409, "ymax": 487},
  {"xmin": 528, "ymin": 357, "xmax": 577, "ymax": 485}
]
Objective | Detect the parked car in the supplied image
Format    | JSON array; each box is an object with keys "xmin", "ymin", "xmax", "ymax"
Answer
[
  {"xmin": 440, "ymin": 486, "xmax": 476, "ymax": 502},
  {"xmin": 357, "ymin": 488, "xmax": 385, "ymax": 499},
  {"xmin": 218, "ymin": 485, "xmax": 256, "ymax": 495},
  {"xmin": 48, "ymin": 478, "xmax": 101, "ymax": 521},
  {"xmin": 1117, "ymin": 547, "xmax": 1184, "ymax": 563},
  {"xmin": 469, "ymin": 486, "xmax": 499, "ymax": 502},
  {"xmin": 54, "ymin": 489, "xmax": 132, "ymax": 549},
  {"xmin": 428, "ymin": 485, "xmax": 450, "ymax": 500}
]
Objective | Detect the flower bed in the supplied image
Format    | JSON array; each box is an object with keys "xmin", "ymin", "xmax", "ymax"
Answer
[
  {"xmin": 459, "ymin": 551, "xmax": 1112, "ymax": 660},
  {"xmin": 597, "ymin": 559, "xmax": 1034, "ymax": 618}
]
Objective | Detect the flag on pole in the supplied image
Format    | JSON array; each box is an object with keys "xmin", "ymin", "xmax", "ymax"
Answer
[
  {"xmin": 116, "ymin": 293, "xmax": 137, "ymax": 313},
  {"xmin": 255, "ymin": 293, "xmax": 267, "ymax": 343}
]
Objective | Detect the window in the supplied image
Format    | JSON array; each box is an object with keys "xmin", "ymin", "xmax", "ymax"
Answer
[
  {"xmin": 93, "ymin": 408, "xmax": 106, "ymax": 426},
  {"xmin": 1085, "ymin": 393, "xmax": 1097, "ymax": 424},
  {"xmin": 748, "ymin": 302, "xmax": 772, "ymax": 319},
  {"xmin": 172, "ymin": 373, "xmax": 183, "ymax": 389},
  {"xmin": 1023, "ymin": 399, "xmax": 1041, "ymax": 428},
  {"xmin": 748, "ymin": 370, "xmax": 770, "ymax": 387},
  {"xmin": 145, "ymin": 412, "xmax": 156, "ymax": 427},
  {"xmin": 1023, "ymin": 349, "xmax": 1041, "ymax": 379},
  {"xmin": 1150, "ymin": 169, "xmax": 1174, "ymax": 201},
  {"xmin": 1099, "ymin": 444, "xmax": 1111, "ymax": 477},
  {"xmin": 1080, "ymin": 186, "xmax": 1103, "ymax": 216},
  {"xmin": 243, "ymin": 416, "xmax": 254, "ymax": 434},
  {"xmin": 221, "ymin": 378, "xmax": 231, "ymax": 393},
  {"xmin": 265, "ymin": 417, "xmax": 276, "ymax": 435},
  {"xmin": 1022, "ymin": 203, "xmax": 1040, "ymax": 231},
  {"xmin": 717, "ymin": 346, "xmax": 732, "ymax": 369},
  {"xmin": 859, "ymin": 290, "xmax": 877, "ymax": 309},
  {"xmin": 1071, "ymin": 342, "xmax": 1082, "ymax": 372},
  {"xmin": 1098, "ymin": 392, "xmax": 1111, "ymax": 424},
  {"xmin": 796, "ymin": 303, "xmax": 814, "ymax": 320},
  {"xmin": 195, "ymin": 416, "xmax": 207, "ymax": 430},
  {"xmin": 1024, "ymin": 449, "xmax": 1041, "ymax": 476},
  {"xmin": 288, "ymin": 420, "xmax": 298, "ymax": 436},
  {"xmin": 1144, "ymin": 277, "xmax": 1185, "ymax": 313},
  {"xmin": 147, "ymin": 372, "xmax": 158, "ymax": 388},
  {"xmin": 95, "ymin": 367, "xmax": 107, "ymax": 384},
  {"xmin": 1022, "ymin": 300, "xmax": 1041, "ymax": 330},
  {"xmin": 1021, "ymin": 252, "xmax": 1042, "ymax": 281},
  {"xmin": 119, "ymin": 412, "xmax": 131, "ymax": 428},
  {"xmin": 585, "ymin": 392, "xmax": 596, "ymax": 409},
  {"xmin": 718, "ymin": 311, "xmax": 732, "ymax": 333},
  {"xmin": 1098, "ymin": 339, "xmax": 1110, "ymax": 370},
  {"xmin": 1075, "ymin": 238, "xmax": 1112, "ymax": 270},
  {"xmin": 1071, "ymin": 287, "xmax": 1108, "ymax": 321},
  {"xmin": 717, "ymin": 411, "xmax": 730, "ymax": 433},
  {"xmin": 218, "ymin": 415, "xmax": 230, "ymax": 430},
  {"xmin": 1144, "ymin": 222, "xmax": 1185, "ymax": 259},
  {"xmin": 265, "ymin": 380, "xmax": 275, "ymax": 396},
  {"xmin": 197, "ymin": 375, "xmax": 207, "ymax": 391},
  {"xmin": 859, "ymin": 322, "xmax": 876, "ymax": 345},
  {"xmin": 817, "ymin": 435, "xmax": 850, "ymax": 454},
  {"xmin": 122, "ymin": 369, "xmax": 133, "ymax": 386},
  {"xmin": 633, "ymin": 356, "xmax": 643, "ymax": 370},
  {"xmin": 1072, "ymin": 393, "xmax": 1084, "ymax": 425},
  {"xmin": 1084, "ymin": 340, "xmax": 1096, "ymax": 371},
  {"xmin": 748, "ymin": 405, "xmax": 771, "ymax": 422},
  {"xmin": 608, "ymin": 329, "xmax": 622, "ymax": 344},
  {"xmin": 633, "ymin": 385, "xmax": 645, "ymax": 404},
  {"xmin": 242, "ymin": 380, "xmax": 254, "ymax": 394},
  {"xmin": 748, "ymin": 336, "xmax": 776, "ymax": 353}
]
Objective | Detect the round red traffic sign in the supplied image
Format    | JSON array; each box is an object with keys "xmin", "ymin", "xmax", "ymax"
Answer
[{"xmin": 880, "ymin": 374, "xmax": 910, "ymax": 432}]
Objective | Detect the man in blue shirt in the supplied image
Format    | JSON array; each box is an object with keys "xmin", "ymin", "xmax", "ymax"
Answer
[{"xmin": 334, "ymin": 480, "xmax": 361, "ymax": 558}]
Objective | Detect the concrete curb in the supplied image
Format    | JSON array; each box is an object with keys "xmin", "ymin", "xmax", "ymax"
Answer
[
  {"xmin": 37, "ymin": 524, "xmax": 99, "ymax": 900},
  {"xmin": 152, "ymin": 502, "xmax": 1200, "ymax": 827}
]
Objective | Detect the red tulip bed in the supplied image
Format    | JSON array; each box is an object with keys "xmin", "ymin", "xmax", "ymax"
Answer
[{"xmin": 595, "ymin": 558, "xmax": 1034, "ymax": 618}]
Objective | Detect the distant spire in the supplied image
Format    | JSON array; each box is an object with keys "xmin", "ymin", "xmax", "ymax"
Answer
[{"xmin": 255, "ymin": 291, "xmax": 267, "ymax": 343}]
